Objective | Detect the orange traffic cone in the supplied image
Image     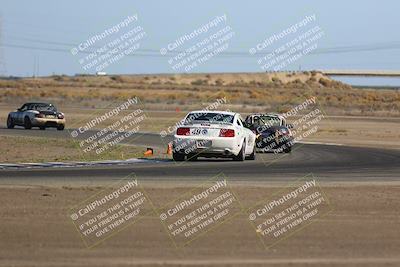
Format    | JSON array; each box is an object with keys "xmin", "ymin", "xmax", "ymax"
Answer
[
  {"xmin": 144, "ymin": 148, "xmax": 153, "ymax": 156},
  {"xmin": 166, "ymin": 142, "xmax": 173, "ymax": 155}
]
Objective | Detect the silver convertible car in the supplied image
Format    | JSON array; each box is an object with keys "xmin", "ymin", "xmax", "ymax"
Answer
[{"xmin": 7, "ymin": 102, "xmax": 65, "ymax": 130}]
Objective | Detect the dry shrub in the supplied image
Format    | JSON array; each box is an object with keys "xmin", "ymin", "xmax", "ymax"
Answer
[
  {"xmin": 191, "ymin": 79, "xmax": 208, "ymax": 85},
  {"xmin": 271, "ymin": 77, "xmax": 281, "ymax": 83},
  {"xmin": 110, "ymin": 76, "xmax": 125, "ymax": 83},
  {"xmin": 319, "ymin": 78, "xmax": 331, "ymax": 87},
  {"xmin": 308, "ymin": 77, "xmax": 317, "ymax": 83},
  {"xmin": 215, "ymin": 79, "xmax": 224, "ymax": 86}
]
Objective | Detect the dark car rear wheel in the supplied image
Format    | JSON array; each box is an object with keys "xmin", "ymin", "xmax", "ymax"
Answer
[
  {"xmin": 284, "ymin": 146, "xmax": 292, "ymax": 153},
  {"xmin": 246, "ymin": 145, "xmax": 256, "ymax": 160},
  {"xmin": 172, "ymin": 152, "xmax": 185, "ymax": 161},
  {"xmin": 24, "ymin": 117, "xmax": 32, "ymax": 129},
  {"xmin": 7, "ymin": 115, "xmax": 14, "ymax": 129},
  {"xmin": 39, "ymin": 126, "xmax": 46, "ymax": 130}
]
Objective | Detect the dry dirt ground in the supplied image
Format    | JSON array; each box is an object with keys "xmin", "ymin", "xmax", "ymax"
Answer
[{"xmin": 0, "ymin": 182, "xmax": 399, "ymax": 267}]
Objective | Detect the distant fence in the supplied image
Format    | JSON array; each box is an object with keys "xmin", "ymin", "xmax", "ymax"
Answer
[
  {"xmin": 320, "ymin": 70, "xmax": 400, "ymax": 77},
  {"xmin": 263, "ymin": 70, "xmax": 400, "ymax": 77}
]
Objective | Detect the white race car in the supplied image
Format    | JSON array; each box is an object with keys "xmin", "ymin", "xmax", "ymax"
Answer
[{"xmin": 172, "ymin": 111, "xmax": 256, "ymax": 161}]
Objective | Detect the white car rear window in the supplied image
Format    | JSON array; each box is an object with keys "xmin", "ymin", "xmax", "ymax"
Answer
[{"xmin": 185, "ymin": 112, "xmax": 234, "ymax": 124}]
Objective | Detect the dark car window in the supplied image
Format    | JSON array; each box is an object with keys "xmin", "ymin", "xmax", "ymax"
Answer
[
  {"xmin": 256, "ymin": 116, "xmax": 281, "ymax": 127},
  {"xmin": 32, "ymin": 104, "xmax": 57, "ymax": 112},
  {"xmin": 237, "ymin": 118, "xmax": 243, "ymax": 127},
  {"xmin": 19, "ymin": 104, "xmax": 28, "ymax": 111},
  {"xmin": 244, "ymin": 116, "xmax": 253, "ymax": 128}
]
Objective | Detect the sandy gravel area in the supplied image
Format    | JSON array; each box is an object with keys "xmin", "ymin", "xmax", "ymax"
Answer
[{"xmin": 0, "ymin": 182, "xmax": 399, "ymax": 267}]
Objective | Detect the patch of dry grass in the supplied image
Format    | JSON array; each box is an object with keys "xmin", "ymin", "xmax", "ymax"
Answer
[
  {"xmin": 0, "ymin": 135, "xmax": 146, "ymax": 163},
  {"xmin": 0, "ymin": 72, "xmax": 398, "ymax": 116}
]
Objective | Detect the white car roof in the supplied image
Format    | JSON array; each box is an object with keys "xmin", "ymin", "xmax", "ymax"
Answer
[{"xmin": 188, "ymin": 110, "xmax": 237, "ymax": 116}]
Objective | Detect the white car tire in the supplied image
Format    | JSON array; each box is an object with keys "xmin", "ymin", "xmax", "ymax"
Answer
[{"xmin": 233, "ymin": 141, "xmax": 245, "ymax": 161}]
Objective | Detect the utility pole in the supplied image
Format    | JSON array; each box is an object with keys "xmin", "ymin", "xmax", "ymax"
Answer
[
  {"xmin": 32, "ymin": 54, "xmax": 40, "ymax": 78},
  {"xmin": 33, "ymin": 55, "xmax": 36, "ymax": 78}
]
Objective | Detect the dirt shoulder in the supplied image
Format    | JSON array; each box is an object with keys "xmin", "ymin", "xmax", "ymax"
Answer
[
  {"xmin": 0, "ymin": 135, "xmax": 146, "ymax": 163},
  {"xmin": 302, "ymin": 115, "xmax": 400, "ymax": 149},
  {"xmin": 0, "ymin": 183, "xmax": 398, "ymax": 267}
]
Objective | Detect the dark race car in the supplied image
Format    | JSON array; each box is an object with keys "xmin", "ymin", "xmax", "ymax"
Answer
[{"xmin": 244, "ymin": 113, "xmax": 294, "ymax": 153}]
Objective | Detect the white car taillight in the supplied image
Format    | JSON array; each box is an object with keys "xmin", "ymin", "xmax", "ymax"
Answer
[
  {"xmin": 177, "ymin": 127, "xmax": 190, "ymax": 135},
  {"xmin": 219, "ymin": 129, "xmax": 235, "ymax": 137}
]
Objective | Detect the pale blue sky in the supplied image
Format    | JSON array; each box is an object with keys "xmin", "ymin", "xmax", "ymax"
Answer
[{"xmin": 1, "ymin": 0, "xmax": 399, "ymax": 76}]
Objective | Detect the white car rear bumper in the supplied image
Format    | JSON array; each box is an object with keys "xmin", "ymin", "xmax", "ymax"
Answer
[{"xmin": 173, "ymin": 135, "xmax": 241, "ymax": 156}]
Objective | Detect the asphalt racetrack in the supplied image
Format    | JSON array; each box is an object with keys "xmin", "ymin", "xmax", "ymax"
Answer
[{"xmin": 0, "ymin": 127, "xmax": 399, "ymax": 183}]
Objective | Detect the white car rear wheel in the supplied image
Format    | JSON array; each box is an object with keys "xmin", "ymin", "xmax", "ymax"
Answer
[{"xmin": 233, "ymin": 141, "xmax": 245, "ymax": 161}]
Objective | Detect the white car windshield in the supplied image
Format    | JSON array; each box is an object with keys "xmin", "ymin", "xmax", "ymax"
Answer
[{"xmin": 185, "ymin": 112, "xmax": 234, "ymax": 124}]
